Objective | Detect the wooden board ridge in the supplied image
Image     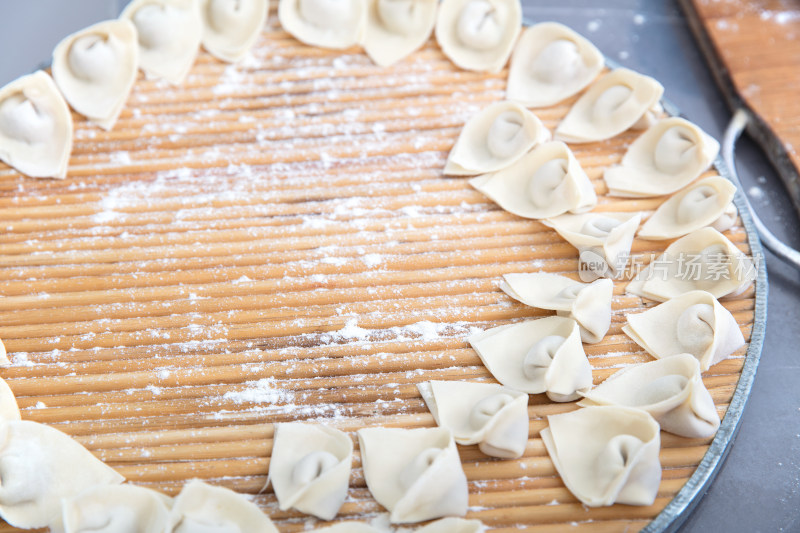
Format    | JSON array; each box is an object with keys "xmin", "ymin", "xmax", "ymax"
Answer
[
  {"xmin": 0, "ymin": 18, "xmax": 758, "ymax": 533},
  {"xmin": 681, "ymin": 0, "xmax": 800, "ymax": 216}
]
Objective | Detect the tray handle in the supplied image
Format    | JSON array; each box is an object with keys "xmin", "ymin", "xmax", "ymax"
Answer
[{"xmin": 723, "ymin": 109, "xmax": 800, "ymax": 270}]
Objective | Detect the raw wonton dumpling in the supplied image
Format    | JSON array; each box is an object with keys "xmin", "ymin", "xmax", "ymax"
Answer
[
  {"xmin": 543, "ymin": 212, "xmax": 641, "ymax": 280},
  {"xmin": 52, "ymin": 19, "xmax": 139, "ymax": 131},
  {"xmin": 604, "ymin": 117, "xmax": 721, "ymax": 197},
  {"xmin": 467, "ymin": 317, "xmax": 592, "ymax": 402},
  {"xmin": 626, "ymin": 227, "xmax": 755, "ymax": 302},
  {"xmin": 434, "ymin": 0, "xmax": 521, "ymax": 72},
  {"xmin": 445, "ymin": 101, "xmax": 550, "ymax": 176},
  {"xmin": 554, "ymin": 68, "xmax": 664, "ymax": 144},
  {"xmin": 364, "ymin": 0, "xmax": 437, "ymax": 66},
  {"xmin": 0, "ymin": 420, "xmax": 125, "ymax": 529},
  {"xmin": 199, "ymin": 0, "xmax": 269, "ymax": 62},
  {"xmin": 169, "ymin": 479, "xmax": 279, "ymax": 532},
  {"xmin": 623, "ymin": 290, "xmax": 744, "ymax": 371},
  {"xmin": 0, "ymin": 71, "xmax": 72, "ymax": 179},
  {"xmin": 417, "ymin": 380, "xmax": 529, "ymax": 457},
  {"xmin": 311, "ymin": 522, "xmax": 382, "ymax": 533},
  {"xmin": 541, "ymin": 406, "xmax": 661, "ymax": 507},
  {"xmin": 579, "ymin": 353, "xmax": 720, "ymax": 438},
  {"xmin": 638, "ymin": 177, "xmax": 737, "ymax": 240},
  {"xmin": 0, "ymin": 377, "xmax": 19, "ymax": 422},
  {"xmin": 506, "ymin": 22, "xmax": 603, "ymax": 108},
  {"xmin": 469, "ymin": 141, "xmax": 597, "ymax": 219},
  {"xmin": 500, "ymin": 273, "xmax": 613, "ymax": 343},
  {"xmin": 414, "ymin": 517, "xmax": 486, "ymax": 532},
  {"xmin": 269, "ymin": 422, "xmax": 352, "ymax": 520},
  {"xmin": 53, "ymin": 484, "xmax": 172, "ymax": 533},
  {"xmin": 121, "ymin": 0, "xmax": 202, "ymax": 84},
  {"xmin": 279, "ymin": 0, "xmax": 366, "ymax": 49},
  {"xmin": 357, "ymin": 427, "xmax": 468, "ymax": 524}
]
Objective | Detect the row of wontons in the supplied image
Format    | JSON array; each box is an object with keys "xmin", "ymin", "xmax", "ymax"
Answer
[
  {"xmin": 0, "ymin": 0, "xmax": 518, "ymax": 180},
  {"xmin": 453, "ymin": 279, "xmax": 745, "ymax": 507},
  {"xmin": 431, "ymin": 15, "xmax": 757, "ymax": 510},
  {"xmin": 0, "ymin": 0, "xmax": 270, "ymax": 180},
  {"xmin": 0, "ymin": 384, "xmax": 270, "ymax": 531},
  {"xmin": 457, "ymin": 101, "xmax": 743, "ymax": 281},
  {"xmin": 0, "ymin": 0, "xmax": 680, "ymax": 183},
  {"xmin": 0, "ymin": 283, "xmax": 751, "ymax": 529},
  {"xmin": 0, "ymin": 379, "xmax": 487, "ymax": 531},
  {"xmin": 0, "ymin": 0, "xmax": 536, "ymax": 181},
  {"xmin": 250, "ymin": 276, "xmax": 750, "ymax": 515},
  {"xmin": 249, "ymin": 261, "xmax": 752, "ymax": 516}
]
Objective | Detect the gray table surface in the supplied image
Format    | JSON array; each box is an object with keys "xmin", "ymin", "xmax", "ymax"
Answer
[{"xmin": 2, "ymin": 1, "xmax": 799, "ymax": 531}]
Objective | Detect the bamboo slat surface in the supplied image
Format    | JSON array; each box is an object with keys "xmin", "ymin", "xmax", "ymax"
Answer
[{"xmin": 0, "ymin": 16, "xmax": 757, "ymax": 532}]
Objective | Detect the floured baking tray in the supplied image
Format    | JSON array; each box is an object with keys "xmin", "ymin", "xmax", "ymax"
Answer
[{"xmin": 0, "ymin": 14, "xmax": 766, "ymax": 533}]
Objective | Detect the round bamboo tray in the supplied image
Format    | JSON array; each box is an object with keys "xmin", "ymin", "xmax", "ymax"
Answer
[{"xmin": 0, "ymin": 15, "xmax": 766, "ymax": 533}]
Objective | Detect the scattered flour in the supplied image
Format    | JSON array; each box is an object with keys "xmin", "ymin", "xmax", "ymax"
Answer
[
  {"xmin": 760, "ymin": 10, "xmax": 800, "ymax": 24},
  {"xmin": 360, "ymin": 253, "xmax": 384, "ymax": 267},
  {"xmin": 110, "ymin": 151, "xmax": 132, "ymax": 165},
  {"xmin": 748, "ymin": 186, "xmax": 765, "ymax": 201},
  {"xmin": 222, "ymin": 378, "xmax": 295, "ymax": 405}
]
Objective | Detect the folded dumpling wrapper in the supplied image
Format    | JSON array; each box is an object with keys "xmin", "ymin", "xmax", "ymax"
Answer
[
  {"xmin": 0, "ymin": 71, "xmax": 73, "ymax": 179},
  {"xmin": 500, "ymin": 272, "xmax": 613, "ymax": 343},
  {"xmin": 435, "ymin": 0, "xmax": 521, "ymax": 72},
  {"xmin": 279, "ymin": 0, "xmax": 366, "ymax": 49},
  {"xmin": 269, "ymin": 422, "xmax": 352, "ymax": 520},
  {"xmin": 0, "ymin": 377, "xmax": 20, "ymax": 422},
  {"xmin": 358, "ymin": 427, "xmax": 468, "ymax": 523},
  {"xmin": 52, "ymin": 19, "xmax": 139, "ymax": 130},
  {"xmin": 468, "ymin": 317, "xmax": 592, "ymax": 402},
  {"xmin": 555, "ymin": 68, "xmax": 664, "ymax": 144},
  {"xmin": 417, "ymin": 380, "xmax": 529, "ymax": 457},
  {"xmin": 579, "ymin": 353, "xmax": 720, "ymax": 438},
  {"xmin": 638, "ymin": 176, "xmax": 737, "ymax": 240},
  {"xmin": 121, "ymin": 0, "xmax": 202, "ymax": 84},
  {"xmin": 541, "ymin": 406, "xmax": 662, "ymax": 507},
  {"xmin": 51, "ymin": 484, "xmax": 172, "ymax": 533},
  {"xmin": 169, "ymin": 479, "xmax": 279, "ymax": 532},
  {"xmin": 199, "ymin": 0, "xmax": 269, "ymax": 62},
  {"xmin": 0, "ymin": 420, "xmax": 125, "ymax": 529},
  {"xmin": 445, "ymin": 101, "xmax": 550, "ymax": 176},
  {"xmin": 543, "ymin": 212, "xmax": 641, "ymax": 279},
  {"xmin": 470, "ymin": 141, "xmax": 597, "ymax": 219},
  {"xmin": 506, "ymin": 22, "xmax": 603, "ymax": 108},
  {"xmin": 623, "ymin": 290, "xmax": 744, "ymax": 371},
  {"xmin": 604, "ymin": 117, "xmax": 720, "ymax": 198},
  {"xmin": 363, "ymin": 0, "xmax": 438, "ymax": 67},
  {"xmin": 627, "ymin": 227, "xmax": 755, "ymax": 301}
]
